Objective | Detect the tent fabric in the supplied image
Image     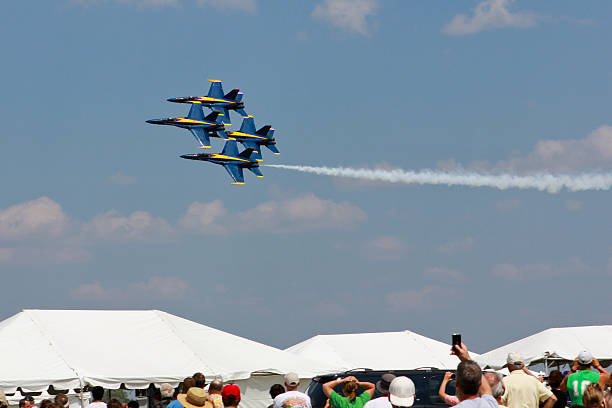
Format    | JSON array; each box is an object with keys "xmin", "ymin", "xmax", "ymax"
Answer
[
  {"xmin": 475, "ymin": 326, "xmax": 612, "ymax": 370},
  {"xmin": 0, "ymin": 310, "xmax": 338, "ymax": 393},
  {"xmin": 286, "ymin": 330, "xmax": 472, "ymax": 370}
]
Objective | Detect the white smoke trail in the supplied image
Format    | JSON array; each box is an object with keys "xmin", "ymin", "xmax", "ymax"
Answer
[{"xmin": 265, "ymin": 164, "xmax": 612, "ymax": 193}]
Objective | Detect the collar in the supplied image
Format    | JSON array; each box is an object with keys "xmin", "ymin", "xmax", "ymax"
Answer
[{"xmin": 509, "ymin": 369, "xmax": 526, "ymax": 375}]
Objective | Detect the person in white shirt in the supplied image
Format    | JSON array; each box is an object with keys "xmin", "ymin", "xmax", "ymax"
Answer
[
  {"xmin": 364, "ymin": 373, "xmax": 396, "ymax": 408},
  {"xmin": 86, "ymin": 387, "xmax": 107, "ymax": 408},
  {"xmin": 273, "ymin": 373, "xmax": 311, "ymax": 408}
]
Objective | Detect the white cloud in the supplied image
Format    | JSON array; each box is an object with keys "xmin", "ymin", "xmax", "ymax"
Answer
[
  {"xmin": 437, "ymin": 237, "xmax": 475, "ymax": 254},
  {"xmin": 312, "ymin": 0, "xmax": 378, "ymax": 36},
  {"xmin": 107, "ymin": 172, "xmax": 137, "ymax": 185},
  {"xmin": 385, "ymin": 285, "xmax": 454, "ymax": 310},
  {"xmin": 0, "ymin": 197, "xmax": 69, "ymax": 240},
  {"xmin": 364, "ymin": 235, "xmax": 407, "ymax": 260},
  {"xmin": 179, "ymin": 200, "xmax": 228, "ymax": 235},
  {"xmin": 424, "ymin": 266, "xmax": 465, "ymax": 281},
  {"xmin": 443, "ymin": 0, "xmax": 536, "ymax": 36},
  {"xmin": 491, "ymin": 257, "xmax": 591, "ymax": 280},
  {"xmin": 72, "ymin": 276, "xmax": 190, "ymax": 300},
  {"xmin": 197, "ymin": 0, "xmax": 256, "ymax": 13},
  {"xmin": 83, "ymin": 210, "xmax": 174, "ymax": 241}
]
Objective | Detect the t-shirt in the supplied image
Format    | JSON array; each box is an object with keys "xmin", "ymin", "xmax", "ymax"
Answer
[
  {"xmin": 456, "ymin": 394, "xmax": 498, "ymax": 408},
  {"xmin": 87, "ymin": 402, "xmax": 107, "ymax": 408},
  {"xmin": 444, "ymin": 395, "xmax": 460, "ymax": 406},
  {"xmin": 548, "ymin": 389, "xmax": 567, "ymax": 408},
  {"xmin": 502, "ymin": 370, "xmax": 553, "ymax": 408},
  {"xmin": 209, "ymin": 394, "xmax": 224, "ymax": 408},
  {"xmin": 167, "ymin": 399, "xmax": 184, "ymax": 408},
  {"xmin": 329, "ymin": 391, "xmax": 371, "ymax": 408},
  {"xmin": 567, "ymin": 371, "xmax": 600, "ymax": 406},
  {"xmin": 363, "ymin": 396, "xmax": 391, "ymax": 408},
  {"xmin": 273, "ymin": 391, "xmax": 312, "ymax": 408}
]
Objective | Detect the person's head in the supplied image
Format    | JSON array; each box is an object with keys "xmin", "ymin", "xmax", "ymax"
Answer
[
  {"xmin": 484, "ymin": 372, "xmax": 504, "ymax": 400},
  {"xmin": 456, "ymin": 361, "xmax": 482, "ymax": 399},
  {"xmin": 506, "ymin": 353, "xmax": 525, "ymax": 372},
  {"xmin": 547, "ymin": 370, "xmax": 563, "ymax": 389},
  {"xmin": 54, "ymin": 394, "xmax": 68, "ymax": 407},
  {"xmin": 209, "ymin": 380, "xmax": 224, "ymax": 395},
  {"xmin": 342, "ymin": 381, "xmax": 359, "ymax": 402},
  {"xmin": 91, "ymin": 386, "xmax": 105, "ymax": 401},
  {"xmin": 178, "ymin": 388, "xmax": 210, "ymax": 408},
  {"xmin": 284, "ymin": 373, "xmax": 300, "ymax": 391},
  {"xmin": 127, "ymin": 401, "xmax": 139, "ymax": 408},
  {"xmin": 49, "ymin": 403, "xmax": 64, "ymax": 408},
  {"xmin": 39, "ymin": 399, "xmax": 52, "ymax": 408},
  {"xmin": 377, "ymin": 373, "xmax": 396, "ymax": 397},
  {"xmin": 19, "ymin": 399, "xmax": 27, "ymax": 408},
  {"xmin": 193, "ymin": 373, "xmax": 206, "ymax": 389},
  {"xmin": 222, "ymin": 385, "xmax": 241, "ymax": 407},
  {"xmin": 182, "ymin": 378, "xmax": 196, "ymax": 394},
  {"xmin": 578, "ymin": 351, "xmax": 594, "ymax": 369},
  {"xmin": 25, "ymin": 396, "xmax": 35, "ymax": 407},
  {"xmin": 388, "ymin": 376, "xmax": 415, "ymax": 408},
  {"xmin": 107, "ymin": 399, "xmax": 123, "ymax": 408},
  {"xmin": 160, "ymin": 383, "xmax": 174, "ymax": 399},
  {"xmin": 0, "ymin": 390, "xmax": 7, "ymax": 408},
  {"xmin": 582, "ymin": 383, "xmax": 604, "ymax": 408},
  {"xmin": 269, "ymin": 384, "xmax": 285, "ymax": 400}
]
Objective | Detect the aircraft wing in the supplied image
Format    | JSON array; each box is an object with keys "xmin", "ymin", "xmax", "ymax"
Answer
[
  {"xmin": 223, "ymin": 164, "xmax": 245, "ymax": 185},
  {"xmin": 188, "ymin": 128, "xmax": 211, "ymax": 148}
]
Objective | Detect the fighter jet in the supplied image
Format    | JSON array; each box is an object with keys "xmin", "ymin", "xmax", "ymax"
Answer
[
  {"xmin": 180, "ymin": 140, "xmax": 263, "ymax": 185},
  {"xmin": 225, "ymin": 116, "xmax": 279, "ymax": 162},
  {"xmin": 167, "ymin": 80, "xmax": 247, "ymax": 126},
  {"xmin": 146, "ymin": 102, "xmax": 227, "ymax": 149}
]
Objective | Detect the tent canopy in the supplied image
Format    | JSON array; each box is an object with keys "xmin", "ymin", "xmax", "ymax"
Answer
[
  {"xmin": 286, "ymin": 330, "xmax": 471, "ymax": 371},
  {"xmin": 476, "ymin": 325, "xmax": 612, "ymax": 370},
  {"xmin": 0, "ymin": 310, "xmax": 338, "ymax": 392}
]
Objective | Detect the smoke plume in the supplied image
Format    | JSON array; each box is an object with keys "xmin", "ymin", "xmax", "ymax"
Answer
[{"xmin": 265, "ymin": 165, "xmax": 612, "ymax": 193}]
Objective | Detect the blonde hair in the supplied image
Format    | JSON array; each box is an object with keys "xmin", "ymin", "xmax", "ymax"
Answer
[{"xmin": 582, "ymin": 383, "xmax": 605, "ymax": 408}]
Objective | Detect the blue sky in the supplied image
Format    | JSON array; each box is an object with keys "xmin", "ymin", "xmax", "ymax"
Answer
[{"xmin": 1, "ymin": 0, "xmax": 612, "ymax": 353}]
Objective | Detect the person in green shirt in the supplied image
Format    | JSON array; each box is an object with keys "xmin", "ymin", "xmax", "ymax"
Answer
[
  {"xmin": 561, "ymin": 350, "xmax": 610, "ymax": 407},
  {"xmin": 323, "ymin": 376, "xmax": 375, "ymax": 408}
]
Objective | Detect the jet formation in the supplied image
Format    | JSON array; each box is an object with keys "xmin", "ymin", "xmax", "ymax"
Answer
[{"xmin": 147, "ymin": 80, "xmax": 279, "ymax": 185}]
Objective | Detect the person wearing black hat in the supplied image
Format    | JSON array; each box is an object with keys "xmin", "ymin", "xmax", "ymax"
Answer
[{"xmin": 364, "ymin": 374, "xmax": 396, "ymax": 408}]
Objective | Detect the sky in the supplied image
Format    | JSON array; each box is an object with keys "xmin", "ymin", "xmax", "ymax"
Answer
[{"xmin": 1, "ymin": 0, "xmax": 612, "ymax": 355}]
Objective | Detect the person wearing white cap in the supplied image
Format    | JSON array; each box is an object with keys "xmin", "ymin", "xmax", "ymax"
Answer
[
  {"xmin": 388, "ymin": 377, "xmax": 415, "ymax": 408},
  {"xmin": 273, "ymin": 373, "xmax": 311, "ymax": 408},
  {"xmin": 560, "ymin": 350, "xmax": 610, "ymax": 407},
  {"xmin": 501, "ymin": 352, "xmax": 556, "ymax": 408}
]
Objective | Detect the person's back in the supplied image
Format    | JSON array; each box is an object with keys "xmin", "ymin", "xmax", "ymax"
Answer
[
  {"xmin": 273, "ymin": 373, "xmax": 311, "ymax": 408},
  {"xmin": 568, "ymin": 370, "xmax": 600, "ymax": 406},
  {"xmin": 87, "ymin": 387, "xmax": 107, "ymax": 408},
  {"xmin": 502, "ymin": 354, "xmax": 554, "ymax": 408}
]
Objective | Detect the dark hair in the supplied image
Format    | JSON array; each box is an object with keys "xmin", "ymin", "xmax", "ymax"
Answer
[
  {"xmin": 193, "ymin": 373, "xmax": 206, "ymax": 388},
  {"xmin": 548, "ymin": 370, "xmax": 563, "ymax": 388},
  {"xmin": 222, "ymin": 396, "xmax": 240, "ymax": 407},
  {"xmin": 269, "ymin": 384, "xmax": 285, "ymax": 399},
  {"xmin": 40, "ymin": 400, "xmax": 52, "ymax": 408},
  {"xmin": 91, "ymin": 386, "xmax": 105, "ymax": 401},
  {"xmin": 457, "ymin": 361, "xmax": 482, "ymax": 396},
  {"xmin": 127, "ymin": 401, "xmax": 139, "ymax": 408},
  {"xmin": 182, "ymin": 378, "xmax": 196, "ymax": 393},
  {"xmin": 54, "ymin": 394, "xmax": 68, "ymax": 406},
  {"xmin": 107, "ymin": 400, "xmax": 122, "ymax": 408},
  {"xmin": 342, "ymin": 382, "xmax": 359, "ymax": 402},
  {"xmin": 19, "ymin": 400, "xmax": 27, "ymax": 408}
]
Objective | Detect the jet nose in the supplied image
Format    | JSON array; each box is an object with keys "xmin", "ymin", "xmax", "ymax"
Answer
[
  {"xmin": 167, "ymin": 97, "xmax": 189, "ymax": 103},
  {"xmin": 146, "ymin": 119, "xmax": 161, "ymax": 124}
]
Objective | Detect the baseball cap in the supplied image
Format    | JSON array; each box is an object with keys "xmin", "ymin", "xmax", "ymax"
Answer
[
  {"xmin": 389, "ymin": 376, "xmax": 415, "ymax": 408},
  {"xmin": 24, "ymin": 397, "xmax": 35, "ymax": 403},
  {"xmin": 376, "ymin": 373, "xmax": 396, "ymax": 395},
  {"xmin": 222, "ymin": 384, "xmax": 241, "ymax": 400},
  {"xmin": 578, "ymin": 350, "xmax": 593, "ymax": 365},
  {"xmin": 507, "ymin": 352, "xmax": 524, "ymax": 366},
  {"xmin": 284, "ymin": 372, "xmax": 300, "ymax": 387}
]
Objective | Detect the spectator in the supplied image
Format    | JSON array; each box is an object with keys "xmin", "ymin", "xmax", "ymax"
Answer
[
  {"xmin": 127, "ymin": 401, "xmax": 139, "ymax": 408},
  {"xmin": 365, "ymin": 373, "xmax": 396, "ymax": 408},
  {"xmin": 25, "ymin": 396, "xmax": 38, "ymax": 408},
  {"xmin": 582, "ymin": 384, "xmax": 604, "ymax": 408},
  {"xmin": 268, "ymin": 385, "xmax": 285, "ymax": 408},
  {"xmin": 54, "ymin": 394, "xmax": 69, "ymax": 408},
  {"xmin": 274, "ymin": 373, "xmax": 311, "ymax": 408},
  {"xmin": 388, "ymin": 377, "xmax": 416, "ymax": 408},
  {"xmin": 40, "ymin": 400, "xmax": 52, "ymax": 408},
  {"xmin": 107, "ymin": 399, "xmax": 123, "ymax": 408},
  {"xmin": 87, "ymin": 387, "xmax": 107, "ymax": 408},
  {"xmin": 323, "ymin": 376, "xmax": 375, "ymax": 408},
  {"xmin": 20, "ymin": 400, "xmax": 27, "ymax": 408},
  {"xmin": 450, "ymin": 342, "xmax": 496, "ymax": 408},
  {"xmin": 153, "ymin": 383, "xmax": 175, "ymax": 408},
  {"xmin": 546, "ymin": 370, "xmax": 567, "ymax": 408},
  {"xmin": 484, "ymin": 372, "xmax": 506, "ymax": 408},
  {"xmin": 168, "ymin": 378, "xmax": 197, "ymax": 408},
  {"xmin": 193, "ymin": 374, "xmax": 207, "ymax": 389},
  {"xmin": 501, "ymin": 353, "xmax": 556, "ymax": 408},
  {"xmin": 561, "ymin": 351, "xmax": 610, "ymax": 407},
  {"xmin": 178, "ymin": 388, "xmax": 213, "ymax": 408},
  {"xmin": 439, "ymin": 372, "xmax": 459, "ymax": 406},
  {"xmin": 0, "ymin": 390, "xmax": 8, "ymax": 408},
  {"xmin": 222, "ymin": 385, "xmax": 241, "ymax": 408},
  {"xmin": 208, "ymin": 380, "xmax": 224, "ymax": 408}
]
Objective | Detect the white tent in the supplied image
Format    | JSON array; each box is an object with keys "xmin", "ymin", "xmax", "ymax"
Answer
[
  {"xmin": 286, "ymin": 330, "xmax": 473, "ymax": 370},
  {"xmin": 0, "ymin": 310, "xmax": 340, "ymax": 408},
  {"xmin": 476, "ymin": 325, "xmax": 612, "ymax": 370}
]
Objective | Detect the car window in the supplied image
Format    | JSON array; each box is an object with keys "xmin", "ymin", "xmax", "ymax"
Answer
[{"xmin": 428, "ymin": 374, "xmax": 457, "ymax": 405}]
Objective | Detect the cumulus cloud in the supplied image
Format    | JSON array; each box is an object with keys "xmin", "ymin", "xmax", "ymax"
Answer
[
  {"xmin": 385, "ymin": 285, "xmax": 454, "ymax": 310},
  {"xmin": 364, "ymin": 235, "xmax": 407, "ymax": 260},
  {"xmin": 491, "ymin": 257, "xmax": 591, "ymax": 280},
  {"xmin": 443, "ymin": 0, "xmax": 536, "ymax": 36},
  {"xmin": 0, "ymin": 197, "xmax": 69, "ymax": 240},
  {"xmin": 83, "ymin": 210, "xmax": 174, "ymax": 241},
  {"xmin": 424, "ymin": 266, "xmax": 465, "ymax": 281},
  {"xmin": 437, "ymin": 237, "xmax": 475, "ymax": 254},
  {"xmin": 179, "ymin": 200, "xmax": 228, "ymax": 235},
  {"xmin": 72, "ymin": 276, "xmax": 190, "ymax": 300},
  {"xmin": 312, "ymin": 0, "xmax": 378, "ymax": 36}
]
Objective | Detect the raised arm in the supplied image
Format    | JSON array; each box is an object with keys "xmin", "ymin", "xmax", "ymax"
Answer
[
  {"xmin": 356, "ymin": 380, "xmax": 375, "ymax": 397},
  {"xmin": 560, "ymin": 358, "xmax": 579, "ymax": 392},
  {"xmin": 451, "ymin": 343, "xmax": 491, "ymax": 397},
  {"xmin": 438, "ymin": 372, "xmax": 454, "ymax": 401},
  {"xmin": 592, "ymin": 358, "xmax": 609, "ymax": 375},
  {"xmin": 323, "ymin": 378, "xmax": 344, "ymax": 398}
]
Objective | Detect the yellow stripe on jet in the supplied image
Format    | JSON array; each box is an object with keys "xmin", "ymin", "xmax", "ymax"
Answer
[
  {"xmin": 227, "ymin": 131, "xmax": 266, "ymax": 140},
  {"xmin": 175, "ymin": 118, "xmax": 215, "ymax": 125},
  {"xmin": 232, "ymin": 182, "xmax": 245, "ymax": 185},
  {"xmin": 211, "ymin": 155, "xmax": 249, "ymax": 162}
]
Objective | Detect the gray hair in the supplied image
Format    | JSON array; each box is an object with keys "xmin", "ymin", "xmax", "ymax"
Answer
[
  {"xmin": 485, "ymin": 372, "xmax": 505, "ymax": 399},
  {"xmin": 160, "ymin": 383, "xmax": 174, "ymax": 398}
]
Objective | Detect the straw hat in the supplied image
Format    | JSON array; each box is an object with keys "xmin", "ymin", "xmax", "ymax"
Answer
[{"xmin": 178, "ymin": 388, "xmax": 213, "ymax": 408}]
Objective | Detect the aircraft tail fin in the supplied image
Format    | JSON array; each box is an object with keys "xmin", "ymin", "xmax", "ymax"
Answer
[
  {"xmin": 247, "ymin": 166, "xmax": 264, "ymax": 178},
  {"xmin": 238, "ymin": 147, "xmax": 255, "ymax": 160},
  {"xmin": 207, "ymin": 80, "xmax": 224, "ymax": 98},
  {"xmin": 235, "ymin": 92, "xmax": 244, "ymax": 102},
  {"xmin": 221, "ymin": 139, "xmax": 239, "ymax": 157},
  {"xmin": 239, "ymin": 116, "xmax": 256, "ymax": 134},
  {"xmin": 235, "ymin": 108, "xmax": 248, "ymax": 117},
  {"xmin": 187, "ymin": 103, "xmax": 205, "ymax": 121},
  {"xmin": 218, "ymin": 106, "xmax": 232, "ymax": 125},
  {"xmin": 256, "ymin": 125, "xmax": 273, "ymax": 137},
  {"xmin": 265, "ymin": 142, "xmax": 280, "ymax": 155},
  {"xmin": 241, "ymin": 141, "xmax": 262, "ymax": 161},
  {"xmin": 204, "ymin": 110, "xmax": 223, "ymax": 124},
  {"xmin": 224, "ymin": 88, "xmax": 240, "ymax": 101},
  {"xmin": 188, "ymin": 128, "xmax": 211, "ymax": 148}
]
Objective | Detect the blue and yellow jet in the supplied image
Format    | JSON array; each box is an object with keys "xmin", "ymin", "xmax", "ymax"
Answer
[
  {"xmin": 225, "ymin": 116, "xmax": 279, "ymax": 162},
  {"xmin": 146, "ymin": 102, "xmax": 228, "ymax": 148},
  {"xmin": 180, "ymin": 140, "xmax": 263, "ymax": 185},
  {"xmin": 167, "ymin": 80, "xmax": 247, "ymax": 126}
]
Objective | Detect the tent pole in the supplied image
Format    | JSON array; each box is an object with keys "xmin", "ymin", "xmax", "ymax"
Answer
[{"xmin": 79, "ymin": 378, "xmax": 86, "ymax": 408}]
